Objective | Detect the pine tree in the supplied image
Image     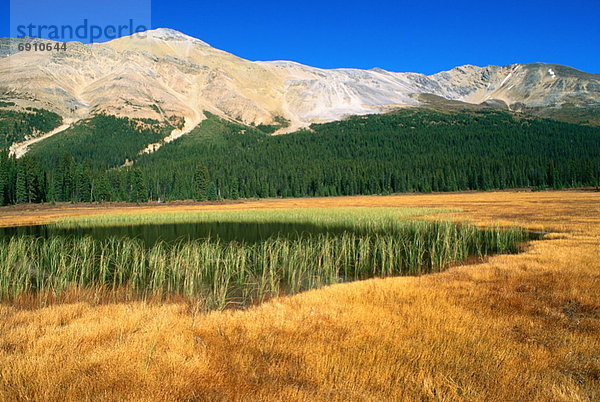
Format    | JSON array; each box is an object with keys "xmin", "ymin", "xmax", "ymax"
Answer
[
  {"xmin": 193, "ymin": 164, "xmax": 209, "ymax": 201},
  {"xmin": 130, "ymin": 169, "xmax": 146, "ymax": 204},
  {"xmin": 94, "ymin": 172, "xmax": 112, "ymax": 202},
  {"xmin": 15, "ymin": 161, "xmax": 27, "ymax": 204},
  {"xmin": 0, "ymin": 151, "xmax": 7, "ymax": 206},
  {"xmin": 59, "ymin": 152, "xmax": 75, "ymax": 202},
  {"xmin": 207, "ymin": 182, "xmax": 218, "ymax": 201}
]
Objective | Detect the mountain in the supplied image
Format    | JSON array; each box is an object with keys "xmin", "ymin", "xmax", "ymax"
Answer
[{"xmin": 0, "ymin": 28, "xmax": 599, "ymax": 148}]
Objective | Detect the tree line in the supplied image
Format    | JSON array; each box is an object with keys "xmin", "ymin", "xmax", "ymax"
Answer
[
  {"xmin": 1, "ymin": 109, "xmax": 599, "ymax": 205},
  {"xmin": 0, "ymin": 151, "xmax": 219, "ymax": 205}
]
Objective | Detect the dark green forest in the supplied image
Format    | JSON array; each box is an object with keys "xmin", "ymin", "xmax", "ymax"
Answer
[
  {"xmin": 0, "ymin": 107, "xmax": 62, "ymax": 148},
  {"xmin": 28, "ymin": 114, "xmax": 177, "ymax": 169},
  {"xmin": 0, "ymin": 109, "xmax": 599, "ymax": 205}
]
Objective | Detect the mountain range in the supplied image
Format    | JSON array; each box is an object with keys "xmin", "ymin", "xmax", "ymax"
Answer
[{"xmin": 1, "ymin": 27, "xmax": 599, "ymax": 154}]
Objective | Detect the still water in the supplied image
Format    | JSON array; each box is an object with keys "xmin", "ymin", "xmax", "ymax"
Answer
[{"xmin": 0, "ymin": 222, "xmax": 359, "ymax": 247}]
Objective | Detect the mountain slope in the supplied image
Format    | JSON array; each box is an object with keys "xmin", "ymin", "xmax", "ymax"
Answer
[
  {"xmin": 11, "ymin": 109, "xmax": 598, "ymax": 205},
  {"xmin": 0, "ymin": 28, "xmax": 598, "ymax": 141}
]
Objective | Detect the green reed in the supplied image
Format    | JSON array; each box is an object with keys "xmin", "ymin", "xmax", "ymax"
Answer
[
  {"xmin": 52, "ymin": 207, "xmax": 451, "ymax": 230},
  {"xmin": 0, "ymin": 220, "xmax": 528, "ymax": 309}
]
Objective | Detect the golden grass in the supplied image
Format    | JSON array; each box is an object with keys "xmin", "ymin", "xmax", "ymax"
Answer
[{"xmin": 0, "ymin": 191, "xmax": 599, "ymax": 400}]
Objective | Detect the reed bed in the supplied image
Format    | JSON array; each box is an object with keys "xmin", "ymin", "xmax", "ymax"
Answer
[
  {"xmin": 52, "ymin": 207, "xmax": 450, "ymax": 229},
  {"xmin": 0, "ymin": 218, "xmax": 527, "ymax": 310}
]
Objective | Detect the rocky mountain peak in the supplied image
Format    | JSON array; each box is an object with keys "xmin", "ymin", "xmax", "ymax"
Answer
[
  {"xmin": 0, "ymin": 29, "xmax": 598, "ymax": 139},
  {"xmin": 141, "ymin": 28, "xmax": 211, "ymax": 47}
]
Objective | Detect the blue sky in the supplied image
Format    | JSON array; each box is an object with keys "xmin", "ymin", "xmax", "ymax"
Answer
[{"xmin": 1, "ymin": 0, "xmax": 599, "ymax": 74}]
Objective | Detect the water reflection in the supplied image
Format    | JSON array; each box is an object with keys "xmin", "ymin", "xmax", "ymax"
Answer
[{"xmin": 0, "ymin": 222, "xmax": 360, "ymax": 247}]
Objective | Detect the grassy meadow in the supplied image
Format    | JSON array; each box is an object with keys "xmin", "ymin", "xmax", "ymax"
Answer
[{"xmin": 0, "ymin": 191, "xmax": 598, "ymax": 400}]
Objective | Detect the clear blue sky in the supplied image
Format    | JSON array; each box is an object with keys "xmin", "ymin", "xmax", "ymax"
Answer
[{"xmin": 1, "ymin": 0, "xmax": 599, "ymax": 74}]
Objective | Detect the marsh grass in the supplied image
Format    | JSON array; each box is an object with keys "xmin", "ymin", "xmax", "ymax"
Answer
[
  {"xmin": 51, "ymin": 207, "xmax": 450, "ymax": 230},
  {"xmin": 0, "ymin": 208, "xmax": 528, "ymax": 310},
  {"xmin": 0, "ymin": 192, "xmax": 596, "ymax": 401}
]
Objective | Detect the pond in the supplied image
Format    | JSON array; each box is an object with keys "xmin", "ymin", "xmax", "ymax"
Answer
[
  {"xmin": 0, "ymin": 221, "xmax": 360, "ymax": 247},
  {"xmin": 0, "ymin": 219, "xmax": 533, "ymax": 309}
]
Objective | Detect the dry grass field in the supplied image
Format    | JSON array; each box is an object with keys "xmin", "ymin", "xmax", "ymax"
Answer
[{"xmin": 0, "ymin": 191, "xmax": 598, "ymax": 400}]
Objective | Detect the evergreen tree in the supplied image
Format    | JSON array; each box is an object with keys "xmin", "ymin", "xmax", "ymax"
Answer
[
  {"xmin": 15, "ymin": 161, "xmax": 27, "ymax": 204},
  {"xmin": 94, "ymin": 172, "xmax": 112, "ymax": 202},
  {"xmin": 193, "ymin": 164, "xmax": 210, "ymax": 201},
  {"xmin": 0, "ymin": 151, "xmax": 7, "ymax": 206},
  {"xmin": 130, "ymin": 168, "xmax": 146, "ymax": 204},
  {"xmin": 207, "ymin": 182, "xmax": 219, "ymax": 201},
  {"xmin": 59, "ymin": 152, "xmax": 74, "ymax": 202}
]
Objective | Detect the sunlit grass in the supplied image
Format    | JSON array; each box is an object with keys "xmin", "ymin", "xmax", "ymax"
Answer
[
  {"xmin": 1, "ymin": 192, "xmax": 596, "ymax": 400},
  {"xmin": 52, "ymin": 207, "xmax": 452, "ymax": 229}
]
